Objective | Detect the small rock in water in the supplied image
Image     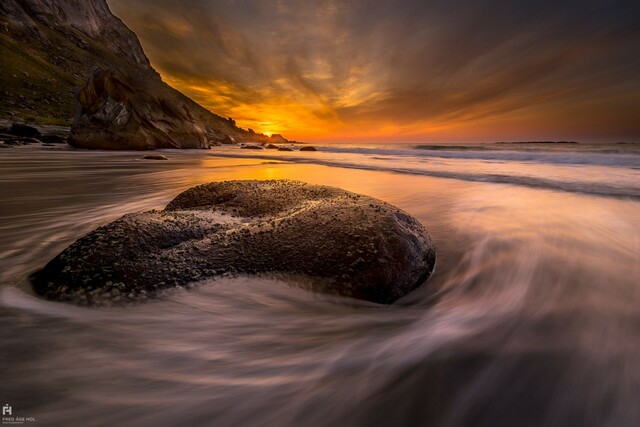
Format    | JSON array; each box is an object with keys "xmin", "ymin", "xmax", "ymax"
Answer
[
  {"xmin": 142, "ymin": 154, "xmax": 169, "ymax": 160},
  {"xmin": 277, "ymin": 147, "xmax": 294, "ymax": 151},
  {"xmin": 240, "ymin": 144, "xmax": 264, "ymax": 150},
  {"xmin": 299, "ymin": 146, "xmax": 318, "ymax": 151},
  {"xmin": 31, "ymin": 180, "xmax": 436, "ymax": 306}
]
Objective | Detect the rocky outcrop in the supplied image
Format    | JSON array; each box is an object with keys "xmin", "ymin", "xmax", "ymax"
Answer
[
  {"xmin": 68, "ymin": 69, "xmax": 210, "ymax": 150},
  {"xmin": 1, "ymin": 0, "xmax": 287, "ymax": 148},
  {"xmin": 0, "ymin": 123, "xmax": 69, "ymax": 145},
  {"xmin": 31, "ymin": 180, "xmax": 436, "ymax": 305},
  {"xmin": 269, "ymin": 134, "xmax": 288, "ymax": 144},
  {"xmin": 5, "ymin": 124, "xmax": 41, "ymax": 137},
  {"xmin": 300, "ymin": 146, "xmax": 318, "ymax": 151},
  {"xmin": 0, "ymin": 0, "xmax": 151, "ymax": 70},
  {"xmin": 0, "ymin": 0, "xmax": 154, "ymax": 123},
  {"xmin": 240, "ymin": 144, "xmax": 264, "ymax": 150}
]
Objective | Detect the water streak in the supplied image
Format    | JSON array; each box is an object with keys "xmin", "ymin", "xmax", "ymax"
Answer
[{"xmin": 1, "ymin": 145, "xmax": 639, "ymax": 426}]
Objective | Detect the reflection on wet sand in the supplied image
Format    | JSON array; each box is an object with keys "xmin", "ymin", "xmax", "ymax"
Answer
[{"xmin": 0, "ymin": 146, "xmax": 639, "ymax": 426}]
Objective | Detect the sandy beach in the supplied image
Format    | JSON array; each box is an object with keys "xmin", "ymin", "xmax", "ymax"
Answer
[{"xmin": 1, "ymin": 144, "xmax": 638, "ymax": 425}]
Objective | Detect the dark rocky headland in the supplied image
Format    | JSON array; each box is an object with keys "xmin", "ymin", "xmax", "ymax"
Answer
[
  {"xmin": 31, "ymin": 180, "xmax": 436, "ymax": 305},
  {"xmin": 0, "ymin": 0, "xmax": 291, "ymax": 149}
]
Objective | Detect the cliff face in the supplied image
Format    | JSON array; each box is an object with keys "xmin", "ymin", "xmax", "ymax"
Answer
[
  {"xmin": 0, "ymin": 0, "xmax": 152, "ymax": 123},
  {"xmin": 1, "ymin": 0, "xmax": 151, "ymax": 70},
  {"xmin": 1, "ymin": 0, "xmax": 267, "ymax": 148},
  {"xmin": 69, "ymin": 68, "xmax": 211, "ymax": 149}
]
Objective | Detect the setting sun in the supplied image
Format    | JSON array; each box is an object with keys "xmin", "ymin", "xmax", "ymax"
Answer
[{"xmin": 110, "ymin": 0, "xmax": 640, "ymax": 143}]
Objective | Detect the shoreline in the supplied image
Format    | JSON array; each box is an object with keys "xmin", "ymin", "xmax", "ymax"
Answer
[{"xmin": 0, "ymin": 146, "xmax": 638, "ymax": 426}]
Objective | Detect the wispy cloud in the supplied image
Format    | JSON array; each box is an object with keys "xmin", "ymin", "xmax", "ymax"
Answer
[{"xmin": 109, "ymin": 0, "xmax": 640, "ymax": 141}]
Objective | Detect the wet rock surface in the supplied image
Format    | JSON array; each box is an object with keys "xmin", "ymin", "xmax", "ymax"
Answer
[{"xmin": 32, "ymin": 180, "xmax": 436, "ymax": 305}]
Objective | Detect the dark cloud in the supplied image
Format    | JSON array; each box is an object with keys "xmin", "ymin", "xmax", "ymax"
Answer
[{"xmin": 108, "ymin": 0, "xmax": 640, "ymax": 141}]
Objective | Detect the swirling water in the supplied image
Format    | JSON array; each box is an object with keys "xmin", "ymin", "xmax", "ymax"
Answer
[{"xmin": 0, "ymin": 143, "xmax": 639, "ymax": 426}]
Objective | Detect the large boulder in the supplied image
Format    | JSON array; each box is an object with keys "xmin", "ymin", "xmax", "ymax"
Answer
[
  {"xmin": 31, "ymin": 180, "xmax": 436, "ymax": 305},
  {"xmin": 68, "ymin": 68, "xmax": 212, "ymax": 150}
]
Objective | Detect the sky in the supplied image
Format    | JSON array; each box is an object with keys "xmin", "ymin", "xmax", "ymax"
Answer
[{"xmin": 108, "ymin": 0, "xmax": 640, "ymax": 142}]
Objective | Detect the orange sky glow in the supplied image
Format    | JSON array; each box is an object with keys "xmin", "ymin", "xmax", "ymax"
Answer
[{"xmin": 109, "ymin": 0, "xmax": 640, "ymax": 143}]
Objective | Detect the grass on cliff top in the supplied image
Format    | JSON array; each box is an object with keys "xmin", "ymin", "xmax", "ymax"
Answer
[
  {"xmin": 0, "ymin": 33, "xmax": 78, "ymax": 125},
  {"xmin": 0, "ymin": 15, "xmax": 124, "ymax": 126}
]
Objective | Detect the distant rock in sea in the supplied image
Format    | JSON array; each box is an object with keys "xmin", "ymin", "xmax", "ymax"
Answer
[
  {"xmin": 142, "ymin": 154, "xmax": 169, "ymax": 160},
  {"xmin": 300, "ymin": 146, "xmax": 318, "ymax": 151},
  {"xmin": 31, "ymin": 180, "xmax": 436, "ymax": 306}
]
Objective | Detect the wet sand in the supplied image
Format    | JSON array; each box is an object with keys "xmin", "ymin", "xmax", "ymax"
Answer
[{"xmin": 1, "ymin": 146, "xmax": 639, "ymax": 426}]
